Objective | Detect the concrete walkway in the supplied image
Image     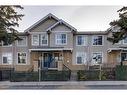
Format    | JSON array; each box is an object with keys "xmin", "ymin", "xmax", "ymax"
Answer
[{"xmin": 1, "ymin": 81, "xmax": 127, "ymax": 86}]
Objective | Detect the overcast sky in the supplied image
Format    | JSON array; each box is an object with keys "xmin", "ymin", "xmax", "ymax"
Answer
[{"xmin": 16, "ymin": 6, "xmax": 122, "ymax": 32}]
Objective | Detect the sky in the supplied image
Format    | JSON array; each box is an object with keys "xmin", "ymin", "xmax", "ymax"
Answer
[{"xmin": 16, "ymin": 6, "xmax": 122, "ymax": 32}]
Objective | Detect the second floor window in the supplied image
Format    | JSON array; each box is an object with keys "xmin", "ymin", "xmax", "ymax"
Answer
[
  {"xmin": 2, "ymin": 53, "xmax": 12, "ymax": 64},
  {"xmin": 92, "ymin": 36, "xmax": 103, "ymax": 46},
  {"xmin": 40, "ymin": 34, "xmax": 48, "ymax": 46},
  {"xmin": 32, "ymin": 34, "xmax": 39, "ymax": 46},
  {"xmin": 76, "ymin": 35, "xmax": 86, "ymax": 46},
  {"xmin": 123, "ymin": 37, "xmax": 127, "ymax": 44},
  {"xmin": 17, "ymin": 36, "xmax": 27, "ymax": 46},
  {"xmin": 56, "ymin": 34, "xmax": 67, "ymax": 45}
]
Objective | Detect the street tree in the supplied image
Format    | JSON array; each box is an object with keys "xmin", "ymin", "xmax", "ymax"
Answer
[{"xmin": 0, "ymin": 5, "xmax": 24, "ymax": 45}]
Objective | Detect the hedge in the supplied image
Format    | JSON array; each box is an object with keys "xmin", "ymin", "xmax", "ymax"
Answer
[
  {"xmin": 77, "ymin": 69, "xmax": 115, "ymax": 81},
  {"xmin": 41, "ymin": 70, "xmax": 71, "ymax": 81},
  {"xmin": 115, "ymin": 65, "xmax": 127, "ymax": 80}
]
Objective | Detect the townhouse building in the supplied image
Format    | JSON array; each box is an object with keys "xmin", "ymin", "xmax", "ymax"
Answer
[{"xmin": 0, "ymin": 13, "xmax": 127, "ymax": 71}]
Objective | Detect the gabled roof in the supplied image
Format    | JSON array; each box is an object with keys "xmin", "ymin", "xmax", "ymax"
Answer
[
  {"xmin": 24, "ymin": 13, "xmax": 60, "ymax": 32},
  {"xmin": 46, "ymin": 19, "xmax": 77, "ymax": 32}
]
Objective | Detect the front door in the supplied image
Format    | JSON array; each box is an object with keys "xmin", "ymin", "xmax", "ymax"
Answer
[{"xmin": 43, "ymin": 53, "xmax": 53, "ymax": 68}]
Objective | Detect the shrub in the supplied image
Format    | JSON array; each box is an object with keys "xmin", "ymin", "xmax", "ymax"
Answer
[
  {"xmin": 116, "ymin": 65, "xmax": 127, "ymax": 80},
  {"xmin": 77, "ymin": 70, "xmax": 100, "ymax": 81},
  {"xmin": 41, "ymin": 70, "xmax": 70, "ymax": 81}
]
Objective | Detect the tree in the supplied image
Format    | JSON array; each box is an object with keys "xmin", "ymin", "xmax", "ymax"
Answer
[
  {"xmin": 107, "ymin": 6, "xmax": 127, "ymax": 44},
  {"xmin": 0, "ymin": 5, "xmax": 24, "ymax": 45}
]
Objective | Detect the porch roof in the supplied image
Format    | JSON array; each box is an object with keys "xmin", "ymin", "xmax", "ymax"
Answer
[
  {"xmin": 29, "ymin": 48, "xmax": 73, "ymax": 52},
  {"xmin": 107, "ymin": 48, "xmax": 127, "ymax": 53}
]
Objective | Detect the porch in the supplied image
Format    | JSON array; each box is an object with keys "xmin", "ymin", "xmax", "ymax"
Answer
[
  {"xmin": 29, "ymin": 48, "xmax": 72, "ymax": 71},
  {"xmin": 107, "ymin": 48, "xmax": 127, "ymax": 65}
]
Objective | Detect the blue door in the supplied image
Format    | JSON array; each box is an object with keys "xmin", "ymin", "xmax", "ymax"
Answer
[{"xmin": 43, "ymin": 53, "xmax": 53, "ymax": 68}]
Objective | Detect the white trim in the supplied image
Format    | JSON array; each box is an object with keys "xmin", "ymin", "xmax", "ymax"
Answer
[
  {"xmin": 17, "ymin": 36, "xmax": 27, "ymax": 47},
  {"xmin": 76, "ymin": 35, "xmax": 87, "ymax": 46},
  {"xmin": 76, "ymin": 52, "xmax": 87, "ymax": 65},
  {"xmin": 120, "ymin": 52, "xmax": 127, "ymax": 62},
  {"xmin": 55, "ymin": 33, "xmax": 67, "ymax": 45},
  {"xmin": 91, "ymin": 52, "xmax": 103, "ymax": 65},
  {"xmin": 46, "ymin": 19, "xmax": 77, "ymax": 32},
  {"xmin": 123, "ymin": 38, "xmax": 127, "ymax": 44},
  {"xmin": 17, "ymin": 52, "xmax": 27, "ymax": 65},
  {"xmin": 29, "ymin": 32, "xmax": 48, "ymax": 34},
  {"xmin": 25, "ymin": 13, "xmax": 60, "ymax": 32},
  {"xmin": 92, "ymin": 35, "xmax": 104, "ymax": 46},
  {"xmin": 2, "ymin": 52, "xmax": 13, "ymax": 65},
  {"xmin": 31, "ymin": 34, "xmax": 39, "ymax": 46},
  {"xmin": 1, "ymin": 41, "xmax": 12, "ymax": 47},
  {"xmin": 40, "ymin": 34, "xmax": 48, "ymax": 46}
]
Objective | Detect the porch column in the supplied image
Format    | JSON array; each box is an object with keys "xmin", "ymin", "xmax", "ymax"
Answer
[{"xmin": 58, "ymin": 61, "xmax": 63, "ymax": 71}]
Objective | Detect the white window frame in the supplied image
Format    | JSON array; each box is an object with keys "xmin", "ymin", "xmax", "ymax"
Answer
[
  {"xmin": 17, "ymin": 36, "xmax": 27, "ymax": 46},
  {"xmin": 120, "ymin": 52, "xmax": 127, "ymax": 62},
  {"xmin": 40, "ymin": 34, "xmax": 48, "ymax": 46},
  {"xmin": 123, "ymin": 37, "xmax": 127, "ymax": 44},
  {"xmin": 17, "ymin": 52, "xmax": 27, "ymax": 65},
  {"xmin": 76, "ymin": 35, "xmax": 87, "ymax": 46},
  {"xmin": 55, "ymin": 33, "xmax": 67, "ymax": 45},
  {"xmin": 2, "ymin": 53, "xmax": 12, "ymax": 65},
  {"xmin": 92, "ymin": 35, "xmax": 104, "ymax": 46},
  {"xmin": 2, "ymin": 41, "xmax": 12, "ymax": 47},
  {"xmin": 32, "ymin": 34, "xmax": 39, "ymax": 46},
  {"xmin": 76, "ymin": 52, "xmax": 87, "ymax": 65},
  {"xmin": 92, "ymin": 52, "xmax": 103, "ymax": 64}
]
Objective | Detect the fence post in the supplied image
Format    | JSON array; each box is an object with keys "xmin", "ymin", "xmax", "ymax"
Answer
[{"xmin": 99, "ymin": 64, "xmax": 102, "ymax": 80}]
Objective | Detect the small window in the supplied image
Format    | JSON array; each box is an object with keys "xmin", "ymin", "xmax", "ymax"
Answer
[
  {"xmin": 18, "ymin": 52, "xmax": 27, "ymax": 64},
  {"xmin": 123, "ymin": 37, "xmax": 127, "ymax": 44},
  {"xmin": 56, "ymin": 34, "xmax": 67, "ymax": 45},
  {"xmin": 2, "ymin": 53, "xmax": 12, "ymax": 64},
  {"xmin": 92, "ymin": 52, "xmax": 103, "ymax": 64},
  {"xmin": 76, "ymin": 35, "xmax": 86, "ymax": 46},
  {"xmin": 92, "ymin": 36, "xmax": 103, "ymax": 45},
  {"xmin": 2, "ymin": 41, "xmax": 12, "ymax": 46},
  {"xmin": 17, "ymin": 36, "xmax": 27, "ymax": 46},
  {"xmin": 32, "ymin": 35, "xmax": 39, "ymax": 46},
  {"xmin": 76, "ymin": 52, "xmax": 86, "ymax": 64},
  {"xmin": 40, "ymin": 34, "xmax": 48, "ymax": 46}
]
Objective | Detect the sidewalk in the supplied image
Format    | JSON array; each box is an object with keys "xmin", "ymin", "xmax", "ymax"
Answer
[{"xmin": 0, "ymin": 81, "xmax": 127, "ymax": 86}]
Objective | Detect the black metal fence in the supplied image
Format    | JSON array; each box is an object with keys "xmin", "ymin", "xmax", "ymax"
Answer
[
  {"xmin": 10, "ymin": 70, "xmax": 71, "ymax": 82},
  {"xmin": 0, "ymin": 69, "xmax": 13, "ymax": 81}
]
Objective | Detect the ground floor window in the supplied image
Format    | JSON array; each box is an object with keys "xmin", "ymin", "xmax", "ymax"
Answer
[
  {"xmin": 92, "ymin": 52, "xmax": 103, "ymax": 64},
  {"xmin": 76, "ymin": 52, "xmax": 86, "ymax": 64},
  {"xmin": 121, "ymin": 52, "xmax": 127, "ymax": 61},
  {"xmin": 2, "ymin": 53, "xmax": 12, "ymax": 64},
  {"xmin": 18, "ymin": 52, "xmax": 27, "ymax": 64}
]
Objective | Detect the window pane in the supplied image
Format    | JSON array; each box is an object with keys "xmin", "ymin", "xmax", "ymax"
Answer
[
  {"xmin": 93, "ymin": 36, "xmax": 102, "ymax": 45},
  {"xmin": 32, "ymin": 35, "xmax": 39, "ymax": 45},
  {"xmin": 2, "ymin": 53, "xmax": 12, "ymax": 64},
  {"xmin": 76, "ymin": 52, "xmax": 86, "ymax": 64},
  {"xmin": 41, "ymin": 34, "xmax": 48, "ymax": 45},
  {"xmin": 56, "ymin": 34, "xmax": 67, "ymax": 45},
  {"xmin": 92, "ymin": 53, "xmax": 102, "ymax": 64},
  {"xmin": 18, "ymin": 53, "xmax": 26, "ymax": 64}
]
